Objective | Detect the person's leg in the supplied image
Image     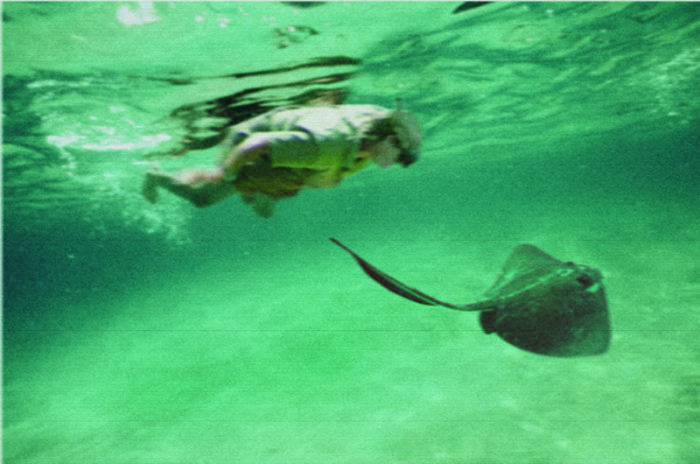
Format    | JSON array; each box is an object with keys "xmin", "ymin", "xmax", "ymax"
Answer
[{"xmin": 142, "ymin": 168, "xmax": 236, "ymax": 207}]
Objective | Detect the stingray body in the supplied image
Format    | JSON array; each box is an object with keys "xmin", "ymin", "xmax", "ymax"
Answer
[{"xmin": 330, "ymin": 239, "xmax": 610, "ymax": 357}]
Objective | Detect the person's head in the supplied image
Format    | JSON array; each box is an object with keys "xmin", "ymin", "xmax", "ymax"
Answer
[{"xmin": 363, "ymin": 107, "xmax": 421, "ymax": 168}]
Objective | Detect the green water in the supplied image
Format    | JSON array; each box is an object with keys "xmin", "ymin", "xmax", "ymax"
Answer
[{"xmin": 3, "ymin": 2, "xmax": 700, "ymax": 463}]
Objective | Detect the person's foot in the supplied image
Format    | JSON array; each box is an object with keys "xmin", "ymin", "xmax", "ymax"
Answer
[
  {"xmin": 243, "ymin": 193, "xmax": 276, "ymax": 218},
  {"xmin": 141, "ymin": 171, "xmax": 160, "ymax": 204}
]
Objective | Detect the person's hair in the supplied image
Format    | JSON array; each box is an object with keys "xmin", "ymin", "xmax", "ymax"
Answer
[{"xmin": 364, "ymin": 117, "xmax": 395, "ymax": 141}]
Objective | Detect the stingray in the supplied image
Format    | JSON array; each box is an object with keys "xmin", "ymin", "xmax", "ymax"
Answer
[{"xmin": 330, "ymin": 239, "xmax": 610, "ymax": 357}]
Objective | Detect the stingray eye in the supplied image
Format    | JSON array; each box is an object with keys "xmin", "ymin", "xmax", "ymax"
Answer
[{"xmin": 576, "ymin": 274, "xmax": 594, "ymax": 288}]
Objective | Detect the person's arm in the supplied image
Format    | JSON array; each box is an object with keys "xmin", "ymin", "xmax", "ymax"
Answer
[
  {"xmin": 220, "ymin": 130, "xmax": 324, "ymax": 177},
  {"xmin": 220, "ymin": 133, "xmax": 273, "ymax": 177}
]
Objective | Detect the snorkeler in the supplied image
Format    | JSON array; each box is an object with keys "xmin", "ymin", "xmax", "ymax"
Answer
[{"xmin": 141, "ymin": 104, "xmax": 421, "ymax": 217}]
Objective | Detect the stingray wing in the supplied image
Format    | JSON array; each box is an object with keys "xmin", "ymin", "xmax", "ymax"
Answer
[
  {"xmin": 330, "ymin": 238, "xmax": 463, "ymax": 310},
  {"xmin": 479, "ymin": 279, "xmax": 610, "ymax": 357},
  {"xmin": 480, "ymin": 244, "xmax": 562, "ymax": 300}
]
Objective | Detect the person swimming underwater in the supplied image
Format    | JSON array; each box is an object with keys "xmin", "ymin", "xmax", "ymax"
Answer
[{"xmin": 141, "ymin": 104, "xmax": 421, "ymax": 217}]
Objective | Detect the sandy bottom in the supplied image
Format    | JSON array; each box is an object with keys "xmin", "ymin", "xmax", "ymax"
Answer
[{"xmin": 5, "ymin": 173, "xmax": 699, "ymax": 463}]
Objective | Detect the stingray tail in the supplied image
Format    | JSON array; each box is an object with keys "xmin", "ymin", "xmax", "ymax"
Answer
[{"xmin": 330, "ymin": 238, "xmax": 472, "ymax": 311}]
